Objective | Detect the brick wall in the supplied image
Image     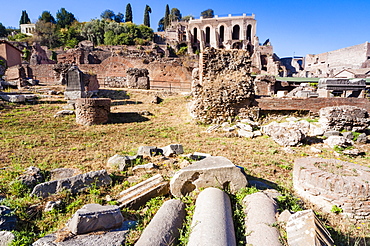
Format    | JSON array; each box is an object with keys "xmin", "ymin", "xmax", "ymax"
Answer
[
  {"xmin": 254, "ymin": 97, "xmax": 370, "ymax": 113},
  {"xmin": 29, "ymin": 64, "xmax": 57, "ymax": 84}
]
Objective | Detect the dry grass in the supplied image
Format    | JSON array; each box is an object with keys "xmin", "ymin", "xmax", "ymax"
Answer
[{"xmin": 0, "ymin": 87, "xmax": 369, "ymax": 245}]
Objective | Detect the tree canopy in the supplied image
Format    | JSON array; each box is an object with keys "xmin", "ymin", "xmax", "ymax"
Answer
[
  {"xmin": 170, "ymin": 8, "xmax": 182, "ymax": 22},
  {"xmin": 20, "ymin": 10, "xmax": 31, "ymax": 25},
  {"xmin": 39, "ymin": 11, "xmax": 56, "ymax": 24},
  {"xmin": 0, "ymin": 23, "xmax": 7, "ymax": 37},
  {"xmin": 143, "ymin": 5, "xmax": 151, "ymax": 27},
  {"xmin": 200, "ymin": 9, "xmax": 214, "ymax": 18},
  {"xmin": 157, "ymin": 18, "xmax": 164, "ymax": 32},
  {"xmin": 56, "ymin": 8, "xmax": 76, "ymax": 28},
  {"xmin": 125, "ymin": 4, "xmax": 133, "ymax": 22},
  {"xmin": 100, "ymin": 10, "xmax": 124, "ymax": 23}
]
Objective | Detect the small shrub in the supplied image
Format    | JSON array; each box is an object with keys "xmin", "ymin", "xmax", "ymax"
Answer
[{"xmin": 331, "ymin": 205, "xmax": 343, "ymax": 214}]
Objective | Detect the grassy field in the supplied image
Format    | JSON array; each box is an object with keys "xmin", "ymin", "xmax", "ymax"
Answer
[{"xmin": 0, "ymin": 87, "xmax": 369, "ymax": 245}]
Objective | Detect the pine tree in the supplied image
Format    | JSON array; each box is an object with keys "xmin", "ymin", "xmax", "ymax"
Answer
[
  {"xmin": 143, "ymin": 5, "xmax": 151, "ymax": 27},
  {"xmin": 164, "ymin": 4, "xmax": 170, "ymax": 29},
  {"xmin": 125, "ymin": 3, "xmax": 133, "ymax": 22}
]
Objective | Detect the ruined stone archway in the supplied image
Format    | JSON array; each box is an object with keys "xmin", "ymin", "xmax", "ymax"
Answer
[
  {"xmin": 193, "ymin": 27, "xmax": 198, "ymax": 43},
  {"xmin": 232, "ymin": 25, "xmax": 240, "ymax": 40},
  {"xmin": 219, "ymin": 25, "xmax": 225, "ymax": 44}
]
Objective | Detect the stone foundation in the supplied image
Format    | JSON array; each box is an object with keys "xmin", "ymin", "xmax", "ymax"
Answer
[
  {"xmin": 75, "ymin": 98, "xmax": 111, "ymax": 126},
  {"xmin": 293, "ymin": 157, "xmax": 370, "ymax": 222}
]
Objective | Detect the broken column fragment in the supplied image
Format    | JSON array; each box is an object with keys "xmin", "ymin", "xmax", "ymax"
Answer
[
  {"xmin": 75, "ymin": 98, "xmax": 111, "ymax": 126},
  {"xmin": 170, "ymin": 156, "xmax": 248, "ymax": 197},
  {"xmin": 187, "ymin": 187, "xmax": 236, "ymax": 246},
  {"xmin": 243, "ymin": 192, "xmax": 281, "ymax": 246},
  {"xmin": 118, "ymin": 174, "xmax": 169, "ymax": 209},
  {"xmin": 135, "ymin": 199, "xmax": 185, "ymax": 246}
]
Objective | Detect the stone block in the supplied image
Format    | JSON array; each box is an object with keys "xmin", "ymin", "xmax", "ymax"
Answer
[
  {"xmin": 160, "ymin": 144, "xmax": 184, "ymax": 157},
  {"xmin": 49, "ymin": 168, "xmax": 81, "ymax": 181},
  {"xmin": 118, "ymin": 174, "xmax": 169, "ymax": 209},
  {"xmin": 135, "ymin": 200, "xmax": 186, "ymax": 246},
  {"xmin": 324, "ymin": 136, "xmax": 352, "ymax": 148},
  {"xmin": 18, "ymin": 166, "xmax": 44, "ymax": 189},
  {"xmin": 0, "ymin": 94, "xmax": 25, "ymax": 103},
  {"xmin": 0, "ymin": 231, "xmax": 14, "ymax": 246},
  {"xmin": 31, "ymin": 170, "xmax": 112, "ymax": 198},
  {"xmin": 287, "ymin": 210, "xmax": 334, "ymax": 246},
  {"xmin": 107, "ymin": 154, "xmax": 140, "ymax": 170},
  {"xmin": 0, "ymin": 206, "xmax": 16, "ymax": 231},
  {"xmin": 67, "ymin": 204, "xmax": 123, "ymax": 235},
  {"xmin": 132, "ymin": 163, "xmax": 158, "ymax": 173},
  {"xmin": 75, "ymin": 98, "xmax": 111, "ymax": 126},
  {"xmin": 187, "ymin": 188, "xmax": 236, "ymax": 246},
  {"xmin": 170, "ymin": 156, "xmax": 248, "ymax": 197},
  {"xmin": 243, "ymin": 192, "xmax": 281, "ymax": 246},
  {"xmin": 137, "ymin": 146, "xmax": 159, "ymax": 157}
]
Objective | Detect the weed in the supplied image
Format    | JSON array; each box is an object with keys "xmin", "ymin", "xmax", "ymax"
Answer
[{"xmin": 331, "ymin": 205, "xmax": 343, "ymax": 214}]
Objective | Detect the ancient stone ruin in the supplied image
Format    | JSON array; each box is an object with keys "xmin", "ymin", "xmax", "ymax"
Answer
[
  {"xmin": 293, "ymin": 157, "xmax": 370, "ymax": 222},
  {"xmin": 126, "ymin": 68, "xmax": 150, "ymax": 89},
  {"xmin": 75, "ymin": 98, "xmax": 111, "ymax": 126},
  {"xmin": 190, "ymin": 48, "xmax": 256, "ymax": 123}
]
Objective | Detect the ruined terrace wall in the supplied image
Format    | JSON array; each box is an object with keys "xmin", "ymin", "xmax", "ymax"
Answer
[
  {"xmin": 305, "ymin": 42, "xmax": 369, "ymax": 76},
  {"xmin": 254, "ymin": 97, "xmax": 370, "ymax": 113}
]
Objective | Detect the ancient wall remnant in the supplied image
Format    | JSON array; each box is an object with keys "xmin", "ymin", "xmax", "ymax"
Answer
[
  {"xmin": 75, "ymin": 98, "xmax": 111, "ymax": 126},
  {"xmin": 190, "ymin": 48, "xmax": 255, "ymax": 123},
  {"xmin": 126, "ymin": 68, "xmax": 149, "ymax": 89}
]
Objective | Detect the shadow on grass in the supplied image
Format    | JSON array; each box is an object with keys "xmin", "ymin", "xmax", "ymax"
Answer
[
  {"xmin": 108, "ymin": 112, "xmax": 149, "ymax": 124},
  {"xmin": 111, "ymin": 101, "xmax": 143, "ymax": 106}
]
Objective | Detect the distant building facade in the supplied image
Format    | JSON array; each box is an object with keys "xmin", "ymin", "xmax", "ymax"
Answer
[
  {"xmin": 156, "ymin": 14, "xmax": 280, "ymax": 75},
  {"xmin": 303, "ymin": 42, "xmax": 370, "ymax": 78},
  {"xmin": 20, "ymin": 24, "xmax": 36, "ymax": 36}
]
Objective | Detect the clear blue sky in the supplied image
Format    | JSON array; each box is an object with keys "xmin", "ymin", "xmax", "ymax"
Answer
[{"xmin": 1, "ymin": 0, "xmax": 369, "ymax": 58}]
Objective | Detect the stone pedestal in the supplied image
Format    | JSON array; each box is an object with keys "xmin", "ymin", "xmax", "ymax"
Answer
[{"xmin": 75, "ymin": 98, "xmax": 111, "ymax": 126}]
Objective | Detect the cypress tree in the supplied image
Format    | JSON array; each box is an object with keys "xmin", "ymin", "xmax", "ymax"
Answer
[
  {"xmin": 20, "ymin": 10, "xmax": 31, "ymax": 25},
  {"xmin": 125, "ymin": 3, "xmax": 133, "ymax": 22},
  {"xmin": 143, "ymin": 5, "xmax": 151, "ymax": 27},
  {"xmin": 164, "ymin": 4, "xmax": 170, "ymax": 29}
]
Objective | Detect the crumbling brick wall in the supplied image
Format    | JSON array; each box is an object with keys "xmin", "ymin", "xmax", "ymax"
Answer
[{"xmin": 190, "ymin": 48, "xmax": 255, "ymax": 123}]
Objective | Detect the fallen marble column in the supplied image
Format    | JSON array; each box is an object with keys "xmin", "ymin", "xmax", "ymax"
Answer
[
  {"xmin": 187, "ymin": 187, "xmax": 236, "ymax": 246},
  {"xmin": 135, "ymin": 199, "xmax": 185, "ymax": 246},
  {"xmin": 243, "ymin": 192, "xmax": 281, "ymax": 246}
]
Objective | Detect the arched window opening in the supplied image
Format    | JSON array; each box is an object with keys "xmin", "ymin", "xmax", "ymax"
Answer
[
  {"xmin": 205, "ymin": 27, "xmax": 211, "ymax": 45},
  {"xmin": 247, "ymin": 25, "xmax": 252, "ymax": 41},
  {"xmin": 219, "ymin": 25, "xmax": 225, "ymax": 43},
  {"xmin": 193, "ymin": 28, "xmax": 198, "ymax": 43},
  {"xmin": 232, "ymin": 25, "xmax": 240, "ymax": 40}
]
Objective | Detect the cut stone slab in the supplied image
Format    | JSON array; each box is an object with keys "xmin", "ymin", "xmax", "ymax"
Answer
[
  {"xmin": 0, "ymin": 94, "xmax": 25, "ymax": 103},
  {"xmin": 287, "ymin": 209, "xmax": 334, "ymax": 246},
  {"xmin": 118, "ymin": 174, "xmax": 169, "ymax": 209},
  {"xmin": 54, "ymin": 110, "xmax": 75, "ymax": 118},
  {"xmin": 278, "ymin": 210, "xmax": 292, "ymax": 223},
  {"xmin": 31, "ymin": 170, "xmax": 112, "ymax": 198},
  {"xmin": 324, "ymin": 136, "xmax": 352, "ymax": 149},
  {"xmin": 50, "ymin": 168, "xmax": 81, "ymax": 181},
  {"xmin": 237, "ymin": 129, "xmax": 255, "ymax": 138},
  {"xmin": 243, "ymin": 192, "xmax": 281, "ymax": 246},
  {"xmin": 135, "ymin": 199, "xmax": 185, "ymax": 246},
  {"xmin": 32, "ymin": 221, "xmax": 135, "ymax": 246},
  {"xmin": 0, "ymin": 231, "xmax": 14, "ymax": 246},
  {"xmin": 137, "ymin": 146, "xmax": 159, "ymax": 157},
  {"xmin": 132, "ymin": 163, "xmax": 158, "ymax": 173},
  {"xmin": 170, "ymin": 156, "xmax": 248, "ymax": 197},
  {"xmin": 187, "ymin": 188, "xmax": 236, "ymax": 246},
  {"xmin": 68, "ymin": 204, "xmax": 123, "ymax": 235},
  {"xmin": 0, "ymin": 206, "xmax": 16, "ymax": 231},
  {"xmin": 160, "ymin": 144, "xmax": 184, "ymax": 157},
  {"xmin": 107, "ymin": 154, "xmax": 140, "ymax": 171}
]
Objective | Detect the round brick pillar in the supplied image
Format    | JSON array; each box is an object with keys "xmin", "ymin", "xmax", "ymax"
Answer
[{"xmin": 75, "ymin": 98, "xmax": 111, "ymax": 126}]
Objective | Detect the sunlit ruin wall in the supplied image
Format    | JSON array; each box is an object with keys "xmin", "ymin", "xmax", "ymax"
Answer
[{"xmin": 190, "ymin": 48, "xmax": 256, "ymax": 124}]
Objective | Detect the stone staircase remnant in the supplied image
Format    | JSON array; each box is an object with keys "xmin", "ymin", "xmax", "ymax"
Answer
[
  {"xmin": 135, "ymin": 199, "xmax": 185, "ymax": 246},
  {"xmin": 187, "ymin": 187, "xmax": 236, "ymax": 246},
  {"xmin": 170, "ymin": 156, "xmax": 248, "ymax": 197},
  {"xmin": 118, "ymin": 174, "xmax": 169, "ymax": 209}
]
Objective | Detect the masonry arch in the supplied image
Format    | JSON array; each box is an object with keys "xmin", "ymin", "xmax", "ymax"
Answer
[
  {"xmin": 219, "ymin": 25, "xmax": 225, "ymax": 43},
  {"xmin": 246, "ymin": 24, "xmax": 252, "ymax": 41},
  {"xmin": 232, "ymin": 25, "xmax": 240, "ymax": 40}
]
